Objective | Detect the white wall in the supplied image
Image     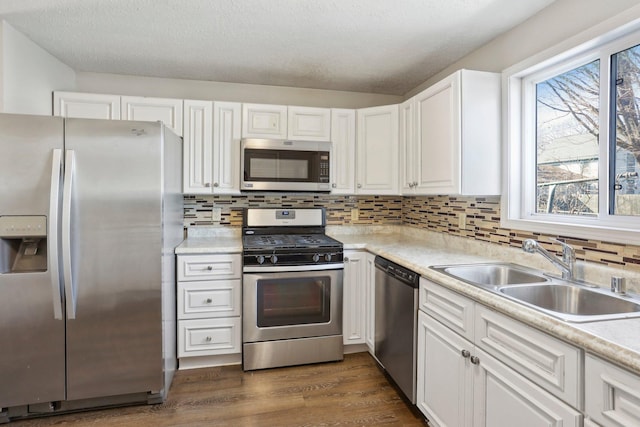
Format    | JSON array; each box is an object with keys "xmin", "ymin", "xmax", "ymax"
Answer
[
  {"xmin": 75, "ymin": 72, "xmax": 402, "ymax": 109},
  {"xmin": 405, "ymin": 0, "xmax": 640, "ymax": 98},
  {"xmin": 0, "ymin": 21, "xmax": 75, "ymax": 115}
]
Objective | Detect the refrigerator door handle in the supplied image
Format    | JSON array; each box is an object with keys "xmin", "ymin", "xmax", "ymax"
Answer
[
  {"xmin": 48, "ymin": 149, "xmax": 64, "ymax": 320},
  {"xmin": 62, "ymin": 149, "xmax": 77, "ymax": 319}
]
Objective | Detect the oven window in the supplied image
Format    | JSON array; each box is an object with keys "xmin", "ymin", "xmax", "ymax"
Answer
[
  {"xmin": 256, "ymin": 276, "xmax": 331, "ymax": 327},
  {"xmin": 244, "ymin": 149, "xmax": 317, "ymax": 182}
]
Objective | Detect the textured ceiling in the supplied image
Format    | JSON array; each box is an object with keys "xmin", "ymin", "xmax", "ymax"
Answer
[{"xmin": 0, "ymin": 0, "xmax": 556, "ymax": 95}]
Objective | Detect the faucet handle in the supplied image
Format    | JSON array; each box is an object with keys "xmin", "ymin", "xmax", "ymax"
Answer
[{"xmin": 550, "ymin": 238, "xmax": 576, "ymax": 259}]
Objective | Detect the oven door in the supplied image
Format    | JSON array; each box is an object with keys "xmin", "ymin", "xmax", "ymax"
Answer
[{"xmin": 243, "ymin": 267, "xmax": 343, "ymax": 343}]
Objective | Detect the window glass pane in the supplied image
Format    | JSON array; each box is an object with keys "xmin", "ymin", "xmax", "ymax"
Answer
[
  {"xmin": 612, "ymin": 44, "xmax": 640, "ymax": 216},
  {"xmin": 535, "ymin": 60, "xmax": 600, "ymax": 216}
]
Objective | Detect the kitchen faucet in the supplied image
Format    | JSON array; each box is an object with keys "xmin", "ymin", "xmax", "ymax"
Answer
[{"xmin": 522, "ymin": 238, "xmax": 576, "ymax": 280}]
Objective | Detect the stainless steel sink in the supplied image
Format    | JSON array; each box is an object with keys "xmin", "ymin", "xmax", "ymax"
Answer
[
  {"xmin": 500, "ymin": 283, "xmax": 640, "ymax": 322},
  {"xmin": 431, "ymin": 263, "xmax": 548, "ymax": 289},
  {"xmin": 430, "ymin": 262, "xmax": 640, "ymax": 322}
]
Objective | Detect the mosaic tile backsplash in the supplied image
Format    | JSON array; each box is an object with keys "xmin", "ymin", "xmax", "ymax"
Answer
[{"xmin": 184, "ymin": 194, "xmax": 640, "ymax": 271}]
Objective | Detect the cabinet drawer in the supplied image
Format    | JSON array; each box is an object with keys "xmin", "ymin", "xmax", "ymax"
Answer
[
  {"xmin": 475, "ymin": 305, "xmax": 582, "ymax": 409},
  {"xmin": 419, "ymin": 278, "xmax": 475, "ymax": 341},
  {"xmin": 178, "ymin": 318, "xmax": 241, "ymax": 357},
  {"xmin": 585, "ymin": 354, "xmax": 640, "ymax": 427},
  {"xmin": 177, "ymin": 280, "xmax": 241, "ymax": 319},
  {"xmin": 177, "ymin": 254, "xmax": 241, "ymax": 281}
]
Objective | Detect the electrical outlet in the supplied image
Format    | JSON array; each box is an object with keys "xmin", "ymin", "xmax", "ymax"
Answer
[
  {"xmin": 212, "ymin": 207, "xmax": 222, "ymax": 222},
  {"xmin": 351, "ymin": 208, "xmax": 359, "ymax": 222},
  {"xmin": 458, "ymin": 213, "xmax": 466, "ymax": 230}
]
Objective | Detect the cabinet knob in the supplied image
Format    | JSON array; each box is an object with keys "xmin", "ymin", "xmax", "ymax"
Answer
[
  {"xmin": 332, "ymin": 183, "xmax": 337, "ymax": 188},
  {"xmin": 470, "ymin": 356, "xmax": 480, "ymax": 365},
  {"xmin": 357, "ymin": 183, "xmax": 362, "ymax": 189},
  {"xmin": 344, "ymin": 257, "xmax": 349, "ymax": 262},
  {"xmin": 413, "ymin": 181, "xmax": 418, "ymax": 187},
  {"xmin": 206, "ymin": 298, "xmax": 212, "ymax": 304},
  {"xmin": 204, "ymin": 182, "xmax": 211, "ymax": 187},
  {"xmin": 213, "ymin": 182, "xmax": 219, "ymax": 187},
  {"xmin": 207, "ymin": 266, "xmax": 213, "ymax": 271},
  {"xmin": 461, "ymin": 349, "xmax": 471, "ymax": 358}
]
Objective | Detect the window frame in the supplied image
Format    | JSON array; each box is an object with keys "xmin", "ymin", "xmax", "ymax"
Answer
[{"xmin": 502, "ymin": 13, "xmax": 640, "ymax": 245}]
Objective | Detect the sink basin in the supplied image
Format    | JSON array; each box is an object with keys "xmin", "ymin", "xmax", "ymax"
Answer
[
  {"xmin": 500, "ymin": 283, "xmax": 640, "ymax": 322},
  {"xmin": 434, "ymin": 264, "xmax": 548, "ymax": 288}
]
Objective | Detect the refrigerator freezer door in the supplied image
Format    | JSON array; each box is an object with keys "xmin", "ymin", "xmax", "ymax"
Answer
[
  {"xmin": 0, "ymin": 114, "xmax": 66, "ymax": 408},
  {"xmin": 63, "ymin": 119, "xmax": 164, "ymax": 400}
]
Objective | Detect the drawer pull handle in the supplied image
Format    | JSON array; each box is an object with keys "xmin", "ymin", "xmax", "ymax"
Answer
[
  {"xmin": 206, "ymin": 266, "xmax": 213, "ymax": 271},
  {"xmin": 205, "ymin": 336, "xmax": 212, "ymax": 342},
  {"xmin": 206, "ymin": 298, "xmax": 212, "ymax": 304},
  {"xmin": 461, "ymin": 349, "xmax": 471, "ymax": 358},
  {"xmin": 470, "ymin": 356, "xmax": 480, "ymax": 365}
]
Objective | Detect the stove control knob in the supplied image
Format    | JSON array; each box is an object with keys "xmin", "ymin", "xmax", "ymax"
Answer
[
  {"xmin": 324, "ymin": 253, "xmax": 332, "ymax": 262},
  {"xmin": 312, "ymin": 253, "xmax": 320, "ymax": 263},
  {"xmin": 256, "ymin": 255, "xmax": 265, "ymax": 264},
  {"xmin": 270, "ymin": 255, "xmax": 278, "ymax": 264}
]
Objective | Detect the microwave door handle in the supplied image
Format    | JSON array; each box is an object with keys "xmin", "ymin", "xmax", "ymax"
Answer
[
  {"xmin": 62, "ymin": 149, "xmax": 77, "ymax": 319},
  {"xmin": 48, "ymin": 149, "xmax": 64, "ymax": 320}
]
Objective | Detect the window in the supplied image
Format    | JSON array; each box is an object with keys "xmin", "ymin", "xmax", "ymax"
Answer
[{"xmin": 504, "ymin": 17, "xmax": 640, "ymax": 245}]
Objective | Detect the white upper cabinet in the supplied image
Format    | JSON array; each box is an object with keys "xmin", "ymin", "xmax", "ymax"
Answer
[
  {"xmin": 330, "ymin": 109, "xmax": 356, "ymax": 194},
  {"xmin": 399, "ymin": 99, "xmax": 415, "ymax": 193},
  {"xmin": 183, "ymin": 100, "xmax": 241, "ymax": 194},
  {"xmin": 183, "ymin": 100, "xmax": 213, "ymax": 193},
  {"xmin": 356, "ymin": 105, "xmax": 399, "ymax": 195},
  {"xmin": 241, "ymin": 103, "xmax": 288, "ymax": 139},
  {"xmin": 213, "ymin": 102, "xmax": 242, "ymax": 194},
  {"xmin": 411, "ymin": 69, "xmax": 501, "ymax": 195},
  {"xmin": 288, "ymin": 106, "xmax": 331, "ymax": 141},
  {"xmin": 121, "ymin": 96, "xmax": 183, "ymax": 136},
  {"xmin": 53, "ymin": 91, "xmax": 121, "ymax": 120}
]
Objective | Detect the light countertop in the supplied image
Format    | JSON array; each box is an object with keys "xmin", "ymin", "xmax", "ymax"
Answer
[{"xmin": 176, "ymin": 225, "xmax": 640, "ymax": 375}]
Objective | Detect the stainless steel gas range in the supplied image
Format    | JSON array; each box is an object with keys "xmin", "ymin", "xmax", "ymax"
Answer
[{"xmin": 242, "ymin": 208, "xmax": 344, "ymax": 371}]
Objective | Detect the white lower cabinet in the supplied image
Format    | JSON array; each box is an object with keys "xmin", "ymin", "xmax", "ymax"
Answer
[
  {"xmin": 585, "ymin": 353, "xmax": 640, "ymax": 427},
  {"xmin": 364, "ymin": 252, "xmax": 376, "ymax": 353},
  {"xmin": 176, "ymin": 253, "xmax": 242, "ymax": 369},
  {"xmin": 417, "ymin": 278, "xmax": 582, "ymax": 427},
  {"xmin": 343, "ymin": 250, "xmax": 367, "ymax": 345}
]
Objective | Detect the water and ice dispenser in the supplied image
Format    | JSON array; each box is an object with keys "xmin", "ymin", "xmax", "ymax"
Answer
[{"xmin": 0, "ymin": 216, "xmax": 48, "ymax": 273}]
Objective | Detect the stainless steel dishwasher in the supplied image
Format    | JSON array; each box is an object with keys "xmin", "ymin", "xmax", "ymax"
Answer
[{"xmin": 374, "ymin": 256, "xmax": 419, "ymax": 404}]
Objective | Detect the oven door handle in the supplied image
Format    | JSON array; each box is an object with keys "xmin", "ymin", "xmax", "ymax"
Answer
[{"xmin": 243, "ymin": 263, "xmax": 344, "ymax": 273}]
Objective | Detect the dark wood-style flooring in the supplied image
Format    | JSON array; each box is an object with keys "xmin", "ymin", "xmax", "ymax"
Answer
[{"xmin": 12, "ymin": 352, "xmax": 427, "ymax": 426}]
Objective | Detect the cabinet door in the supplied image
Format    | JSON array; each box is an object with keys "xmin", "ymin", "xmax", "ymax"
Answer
[
  {"xmin": 242, "ymin": 103, "xmax": 287, "ymax": 139},
  {"xmin": 475, "ymin": 305, "xmax": 582, "ymax": 408},
  {"xmin": 585, "ymin": 354, "xmax": 640, "ymax": 427},
  {"xmin": 414, "ymin": 73, "xmax": 460, "ymax": 194},
  {"xmin": 399, "ymin": 98, "xmax": 416, "ymax": 194},
  {"xmin": 213, "ymin": 102, "xmax": 242, "ymax": 194},
  {"xmin": 343, "ymin": 250, "xmax": 366, "ymax": 345},
  {"xmin": 53, "ymin": 91, "xmax": 121, "ymax": 120},
  {"xmin": 288, "ymin": 106, "xmax": 331, "ymax": 141},
  {"xmin": 121, "ymin": 96, "xmax": 183, "ymax": 136},
  {"xmin": 417, "ymin": 311, "xmax": 473, "ymax": 427},
  {"xmin": 356, "ymin": 105, "xmax": 399, "ymax": 195},
  {"xmin": 365, "ymin": 252, "xmax": 376, "ymax": 353},
  {"xmin": 330, "ymin": 109, "xmax": 356, "ymax": 194},
  {"xmin": 183, "ymin": 100, "xmax": 213, "ymax": 193},
  {"xmin": 473, "ymin": 347, "xmax": 582, "ymax": 427}
]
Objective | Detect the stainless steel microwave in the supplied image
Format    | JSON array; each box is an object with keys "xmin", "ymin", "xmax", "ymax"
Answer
[{"xmin": 241, "ymin": 139, "xmax": 331, "ymax": 192}]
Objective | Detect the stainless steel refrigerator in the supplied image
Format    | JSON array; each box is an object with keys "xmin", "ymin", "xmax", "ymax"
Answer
[{"xmin": 0, "ymin": 113, "xmax": 183, "ymax": 421}]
